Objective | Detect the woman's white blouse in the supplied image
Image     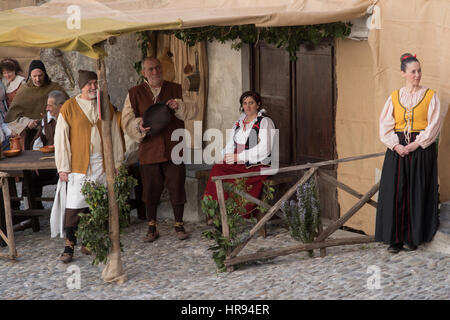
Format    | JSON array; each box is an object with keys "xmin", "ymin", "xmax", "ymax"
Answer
[
  {"xmin": 379, "ymin": 86, "xmax": 441, "ymax": 150},
  {"xmin": 223, "ymin": 110, "xmax": 276, "ymax": 164}
]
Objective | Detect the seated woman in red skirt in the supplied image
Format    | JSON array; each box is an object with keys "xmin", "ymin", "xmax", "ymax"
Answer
[{"xmin": 203, "ymin": 90, "xmax": 276, "ymax": 219}]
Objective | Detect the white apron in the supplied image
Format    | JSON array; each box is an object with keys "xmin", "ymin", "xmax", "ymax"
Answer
[{"xmin": 50, "ymin": 153, "xmax": 105, "ymax": 238}]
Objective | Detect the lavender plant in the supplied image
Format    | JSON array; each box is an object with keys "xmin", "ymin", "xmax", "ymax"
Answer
[{"xmin": 281, "ymin": 179, "xmax": 321, "ymax": 244}]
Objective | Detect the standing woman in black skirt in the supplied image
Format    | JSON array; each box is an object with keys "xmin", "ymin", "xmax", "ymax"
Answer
[{"xmin": 376, "ymin": 53, "xmax": 442, "ymax": 253}]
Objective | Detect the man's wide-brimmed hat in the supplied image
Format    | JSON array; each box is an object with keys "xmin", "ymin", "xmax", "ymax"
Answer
[{"xmin": 142, "ymin": 102, "xmax": 172, "ymax": 137}]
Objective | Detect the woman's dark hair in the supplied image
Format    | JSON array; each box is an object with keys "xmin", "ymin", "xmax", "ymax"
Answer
[
  {"xmin": 239, "ymin": 90, "xmax": 262, "ymax": 112},
  {"xmin": 400, "ymin": 53, "xmax": 419, "ymax": 72},
  {"xmin": 0, "ymin": 58, "xmax": 22, "ymax": 74}
]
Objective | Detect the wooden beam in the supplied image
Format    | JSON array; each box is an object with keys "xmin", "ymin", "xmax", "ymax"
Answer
[
  {"xmin": 0, "ymin": 230, "xmax": 9, "ymax": 246},
  {"xmin": 211, "ymin": 152, "xmax": 384, "ymax": 181},
  {"xmin": 224, "ymin": 236, "xmax": 375, "ymax": 267},
  {"xmin": 229, "ymin": 167, "xmax": 317, "ymax": 259},
  {"xmin": 315, "ymin": 182, "xmax": 380, "ymax": 242},
  {"xmin": 314, "ymin": 172, "xmax": 326, "ymax": 258},
  {"xmin": 96, "ymin": 57, "xmax": 126, "ymax": 283},
  {"xmin": 214, "ymin": 179, "xmax": 233, "ymax": 271},
  {"xmin": 318, "ymin": 171, "xmax": 378, "ymax": 208},
  {"xmin": 215, "ymin": 180, "xmax": 230, "ymax": 238},
  {"xmin": 233, "ymin": 189, "xmax": 284, "ymax": 220}
]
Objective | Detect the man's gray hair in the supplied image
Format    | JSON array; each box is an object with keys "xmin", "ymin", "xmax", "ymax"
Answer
[
  {"xmin": 48, "ymin": 90, "xmax": 69, "ymax": 106},
  {"xmin": 141, "ymin": 56, "xmax": 161, "ymax": 69}
]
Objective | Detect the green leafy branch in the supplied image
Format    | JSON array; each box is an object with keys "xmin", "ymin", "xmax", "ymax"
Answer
[
  {"xmin": 76, "ymin": 163, "xmax": 138, "ymax": 265},
  {"xmin": 134, "ymin": 31, "xmax": 152, "ymax": 80},
  {"xmin": 201, "ymin": 178, "xmax": 275, "ymax": 272}
]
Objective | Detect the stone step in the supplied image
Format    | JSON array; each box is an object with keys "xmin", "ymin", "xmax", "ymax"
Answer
[{"xmin": 423, "ymin": 201, "xmax": 450, "ymax": 255}]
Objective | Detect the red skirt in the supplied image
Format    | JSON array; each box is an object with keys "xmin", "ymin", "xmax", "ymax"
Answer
[{"xmin": 203, "ymin": 163, "xmax": 269, "ymax": 218}]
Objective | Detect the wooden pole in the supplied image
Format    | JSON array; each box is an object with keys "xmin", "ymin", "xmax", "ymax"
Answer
[
  {"xmin": 0, "ymin": 173, "xmax": 16, "ymax": 259},
  {"xmin": 318, "ymin": 171, "xmax": 378, "ymax": 208},
  {"xmin": 214, "ymin": 180, "xmax": 233, "ymax": 271},
  {"xmin": 96, "ymin": 56, "xmax": 127, "ymax": 283},
  {"xmin": 211, "ymin": 152, "xmax": 385, "ymax": 181},
  {"xmin": 314, "ymin": 171, "xmax": 326, "ymax": 258},
  {"xmin": 224, "ymin": 236, "xmax": 375, "ymax": 267},
  {"xmin": 315, "ymin": 182, "xmax": 380, "ymax": 242}
]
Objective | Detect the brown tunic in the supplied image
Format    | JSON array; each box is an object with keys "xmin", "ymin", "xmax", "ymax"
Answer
[
  {"xmin": 128, "ymin": 81, "xmax": 183, "ymax": 165},
  {"xmin": 32, "ymin": 115, "xmax": 56, "ymax": 147}
]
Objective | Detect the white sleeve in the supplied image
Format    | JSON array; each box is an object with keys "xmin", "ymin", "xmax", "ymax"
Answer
[
  {"xmin": 379, "ymin": 96, "xmax": 399, "ymax": 150},
  {"xmin": 414, "ymin": 93, "xmax": 442, "ymax": 148},
  {"xmin": 54, "ymin": 114, "xmax": 72, "ymax": 173},
  {"xmin": 111, "ymin": 112, "xmax": 125, "ymax": 169},
  {"xmin": 222, "ymin": 126, "xmax": 236, "ymax": 158},
  {"xmin": 237, "ymin": 117, "xmax": 276, "ymax": 164},
  {"xmin": 121, "ymin": 94, "xmax": 145, "ymax": 142}
]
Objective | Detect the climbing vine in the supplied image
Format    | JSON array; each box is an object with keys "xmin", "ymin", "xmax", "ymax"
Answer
[
  {"xmin": 134, "ymin": 22, "xmax": 351, "ymax": 77},
  {"xmin": 134, "ymin": 31, "xmax": 152, "ymax": 80},
  {"xmin": 166, "ymin": 23, "xmax": 351, "ymax": 60}
]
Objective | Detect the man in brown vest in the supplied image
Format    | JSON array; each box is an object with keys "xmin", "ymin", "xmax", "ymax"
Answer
[
  {"xmin": 122, "ymin": 57, "xmax": 196, "ymax": 242},
  {"xmin": 53, "ymin": 70, "xmax": 124, "ymax": 263}
]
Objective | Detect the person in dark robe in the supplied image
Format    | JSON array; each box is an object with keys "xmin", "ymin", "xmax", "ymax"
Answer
[
  {"xmin": 5, "ymin": 59, "xmax": 67, "ymax": 150},
  {"xmin": 376, "ymin": 53, "xmax": 442, "ymax": 253}
]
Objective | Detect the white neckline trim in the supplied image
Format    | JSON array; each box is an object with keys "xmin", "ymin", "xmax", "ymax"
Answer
[{"xmin": 5, "ymin": 75, "xmax": 25, "ymax": 93}]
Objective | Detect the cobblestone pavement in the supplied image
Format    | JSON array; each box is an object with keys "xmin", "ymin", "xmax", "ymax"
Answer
[{"xmin": 1, "ymin": 206, "xmax": 449, "ymax": 300}]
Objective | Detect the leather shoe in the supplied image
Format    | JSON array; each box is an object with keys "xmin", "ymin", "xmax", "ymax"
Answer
[
  {"xmin": 143, "ymin": 230, "xmax": 159, "ymax": 242},
  {"xmin": 80, "ymin": 246, "xmax": 92, "ymax": 255},
  {"xmin": 387, "ymin": 243, "xmax": 403, "ymax": 254},
  {"xmin": 59, "ymin": 252, "xmax": 73, "ymax": 263},
  {"xmin": 175, "ymin": 222, "xmax": 189, "ymax": 240},
  {"xmin": 403, "ymin": 243, "xmax": 417, "ymax": 251}
]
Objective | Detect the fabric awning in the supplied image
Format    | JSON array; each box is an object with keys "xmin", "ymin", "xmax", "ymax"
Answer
[{"xmin": 0, "ymin": 0, "xmax": 375, "ymax": 59}]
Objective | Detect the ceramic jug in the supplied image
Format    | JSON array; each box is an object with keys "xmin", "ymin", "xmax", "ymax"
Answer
[{"xmin": 9, "ymin": 136, "xmax": 22, "ymax": 151}]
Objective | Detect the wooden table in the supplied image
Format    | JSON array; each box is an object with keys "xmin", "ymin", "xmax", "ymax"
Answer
[
  {"xmin": 0, "ymin": 150, "xmax": 56, "ymax": 255},
  {"xmin": 0, "ymin": 150, "xmax": 56, "ymax": 171}
]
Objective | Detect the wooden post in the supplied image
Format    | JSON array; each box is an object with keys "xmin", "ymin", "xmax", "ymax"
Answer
[
  {"xmin": 215, "ymin": 180, "xmax": 229, "ymax": 238},
  {"xmin": 314, "ymin": 171, "xmax": 326, "ymax": 258},
  {"xmin": 0, "ymin": 173, "xmax": 17, "ymax": 259},
  {"xmin": 96, "ymin": 56, "xmax": 127, "ymax": 283},
  {"xmin": 215, "ymin": 180, "xmax": 233, "ymax": 271}
]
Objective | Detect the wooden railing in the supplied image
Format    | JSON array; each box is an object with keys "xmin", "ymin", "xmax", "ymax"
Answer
[{"xmin": 211, "ymin": 152, "xmax": 385, "ymax": 271}]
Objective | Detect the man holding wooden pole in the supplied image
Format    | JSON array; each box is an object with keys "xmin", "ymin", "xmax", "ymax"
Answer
[{"xmin": 53, "ymin": 70, "xmax": 124, "ymax": 263}]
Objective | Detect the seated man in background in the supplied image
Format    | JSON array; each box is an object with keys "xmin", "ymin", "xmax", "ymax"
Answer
[
  {"xmin": 29, "ymin": 90, "xmax": 69, "ymax": 209},
  {"xmin": 13, "ymin": 90, "xmax": 69, "ymax": 231}
]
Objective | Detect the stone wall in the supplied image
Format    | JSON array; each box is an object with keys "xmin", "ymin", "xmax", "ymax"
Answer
[
  {"xmin": 204, "ymin": 41, "xmax": 242, "ymax": 134},
  {"xmin": 40, "ymin": 33, "xmax": 141, "ymax": 110}
]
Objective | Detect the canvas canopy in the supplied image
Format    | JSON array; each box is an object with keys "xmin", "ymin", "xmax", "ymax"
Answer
[{"xmin": 0, "ymin": 0, "xmax": 375, "ymax": 59}]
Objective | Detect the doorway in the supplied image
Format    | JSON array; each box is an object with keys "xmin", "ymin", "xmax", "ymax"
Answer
[{"xmin": 251, "ymin": 41, "xmax": 339, "ymax": 220}]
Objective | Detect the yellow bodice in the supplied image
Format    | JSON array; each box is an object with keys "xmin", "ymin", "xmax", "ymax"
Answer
[{"xmin": 392, "ymin": 88, "xmax": 434, "ymax": 132}]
